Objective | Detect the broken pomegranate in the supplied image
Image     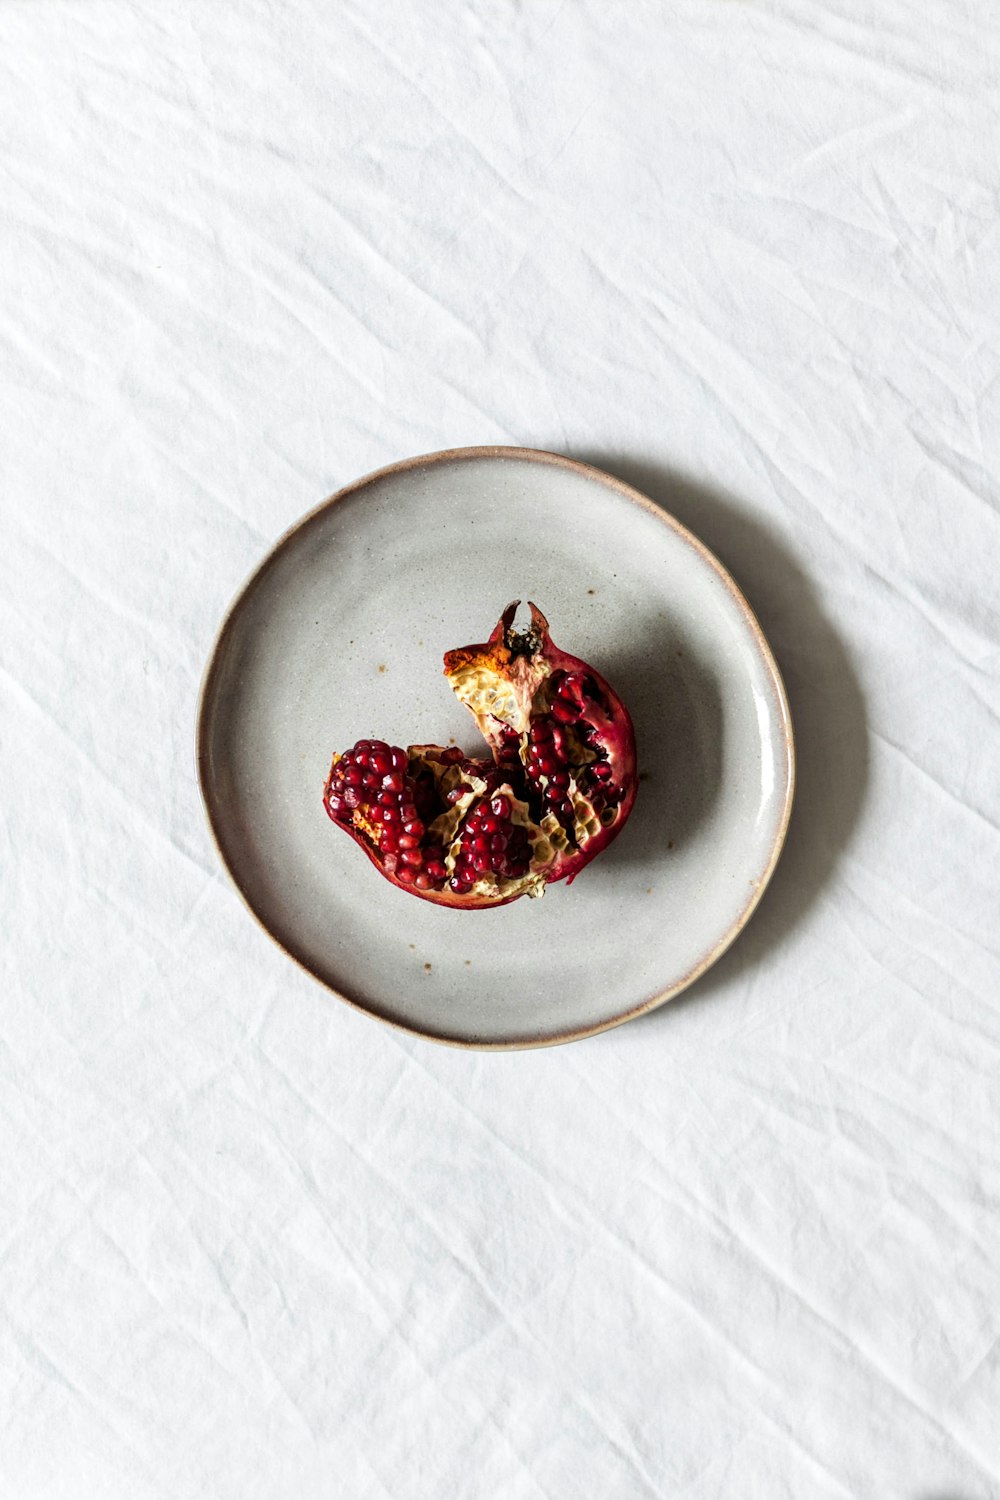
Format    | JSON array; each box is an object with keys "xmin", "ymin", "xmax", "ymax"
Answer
[{"xmin": 323, "ymin": 602, "xmax": 637, "ymax": 908}]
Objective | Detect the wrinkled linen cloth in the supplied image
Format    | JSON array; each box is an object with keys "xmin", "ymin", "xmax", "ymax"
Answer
[{"xmin": 2, "ymin": 3, "xmax": 999, "ymax": 1496}]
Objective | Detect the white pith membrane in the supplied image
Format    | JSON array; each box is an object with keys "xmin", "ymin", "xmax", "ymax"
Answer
[
  {"xmin": 409, "ymin": 748, "xmax": 556, "ymax": 902},
  {"xmin": 443, "ymin": 662, "xmax": 607, "ymax": 854}
]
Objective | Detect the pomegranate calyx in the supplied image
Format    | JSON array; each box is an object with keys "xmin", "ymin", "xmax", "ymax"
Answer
[{"xmin": 443, "ymin": 600, "xmax": 552, "ymax": 740}]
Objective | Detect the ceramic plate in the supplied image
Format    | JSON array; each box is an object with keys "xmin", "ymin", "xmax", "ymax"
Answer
[{"xmin": 197, "ymin": 448, "xmax": 794, "ymax": 1049}]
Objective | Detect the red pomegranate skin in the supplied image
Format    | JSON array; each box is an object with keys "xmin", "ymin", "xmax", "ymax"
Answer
[{"xmin": 323, "ymin": 603, "xmax": 637, "ymax": 907}]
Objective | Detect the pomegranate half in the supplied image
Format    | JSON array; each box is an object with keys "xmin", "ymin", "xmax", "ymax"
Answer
[{"xmin": 323, "ymin": 602, "xmax": 637, "ymax": 907}]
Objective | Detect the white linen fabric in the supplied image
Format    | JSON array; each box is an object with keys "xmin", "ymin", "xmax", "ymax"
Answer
[{"xmin": 2, "ymin": 3, "xmax": 998, "ymax": 1496}]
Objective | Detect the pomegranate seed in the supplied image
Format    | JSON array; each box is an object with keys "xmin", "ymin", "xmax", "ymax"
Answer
[
  {"xmin": 402, "ymin": 848, "xmax": 423, "ymax": 868},
  {"xmin": 326, "ymin": 795, "xmax": 346, "ymax": 817},
  {"xmin": 403, "ymin": 818, "xmax": 425, "ymax": 837},
  {"xmin": 490, "ymin": 795, "xmax": 511, "ymax": 818},
  {"xmin": 382, "ymin": 853, "xmax": 398, "ymax": 874},
  {"xmin": 400, "ymin": 803, "xmax": 417, "ymax": 821},
  {"xmin": 426, "ymin": 860, "xmax": 447, "ymax": 881},
  {"xmin": 414, "ymin": 872, "xmax": 434, "ymax": 890},
  {"xmin": 449, "ymin": 875, "xmax": 472, "ymax": 894},
  {"xmin": 344, "ymin": 768, "xmax": 363, "ymax": 786},
  {"xmin": 398, "ymin": 833, "xmax": 420, "ymax": 850},
  {"xmin": 343, "ymin": 787, "xmax": 361, "ymax": 810},
  {"xmin": 390, "ymin": 747, "xmax": 408, "ymax": 770},
  {"xmin": 397, "ymin": 865, "xmax": 415, "ymax": 883},
  {"xmin": 490, "ymin": 833, "xmax": 508, "ymax": 855},
  {"xmin": 592, "ymin": 761, "xmax": 612, "ymax": 781},
  {"xmin": 538, "ymin": 754, "xmax": 560, "ymax": 777},
  {"xmin": 551, "ymin": 700, "xmax": 577, "ymax": 723},
  {"xmin": 382, "ymin": 771, "xmax": 405, "ymax": 793}
]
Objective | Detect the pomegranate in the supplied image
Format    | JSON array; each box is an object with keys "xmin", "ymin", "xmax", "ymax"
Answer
[{"xmin": 323, "ymin": 602, "xmax": 637, "ymax": 908}]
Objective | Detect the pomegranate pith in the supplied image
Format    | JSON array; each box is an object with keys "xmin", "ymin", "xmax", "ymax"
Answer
[{"xmin": 323, "ymin": 602, "xmax": 637, "ymax": 907}]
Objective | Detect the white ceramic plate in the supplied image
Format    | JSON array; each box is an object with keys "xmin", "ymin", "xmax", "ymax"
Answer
[{"xmin": 197, "ymin": 448, "xmax": 794, "ymax": 1049}]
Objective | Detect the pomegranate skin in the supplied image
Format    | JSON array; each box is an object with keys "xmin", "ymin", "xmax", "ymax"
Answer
[
  {"xmin": 323, "ymin": 603, "xmax": 638, "ymax": 907},
  {"xmin": 444, "ymin": 602, "xmax": 637, "ymax": 887}
]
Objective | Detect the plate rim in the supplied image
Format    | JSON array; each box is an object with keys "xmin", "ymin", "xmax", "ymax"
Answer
[{"xmin": 196, "ymin": 445, "xmax": 796, "ymax": 1050}]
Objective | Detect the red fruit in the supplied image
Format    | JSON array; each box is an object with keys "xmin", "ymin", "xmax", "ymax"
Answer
[{"xmin": 322, "ymin": 602, "xmax": 637, "ymax": 907}]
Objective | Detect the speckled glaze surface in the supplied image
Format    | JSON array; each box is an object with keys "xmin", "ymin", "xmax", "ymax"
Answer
[{"xmin": 197, "ymin": 448, "xmax": 794, "ymax": 1048}]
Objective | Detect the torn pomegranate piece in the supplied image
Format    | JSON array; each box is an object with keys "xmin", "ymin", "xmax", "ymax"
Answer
[{"xmin": 323, "ymin": 602, "xmax": 637, "ymax": 907}]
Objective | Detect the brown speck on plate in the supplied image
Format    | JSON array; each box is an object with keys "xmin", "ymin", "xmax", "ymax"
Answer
[
  {"xmin": 424, "ymin": 962, "xmax": 432, "ymax": 972},
  {"xmin": 587, "ymin": 588, "xmax": 596, "ymax": 595},
  {"xmin": 378, "ymin": 663, "xmax": 387, "ymax": 673},
  {"xmin": 668, "ymin": 840, "xmax": 674, "ymax": 849}
]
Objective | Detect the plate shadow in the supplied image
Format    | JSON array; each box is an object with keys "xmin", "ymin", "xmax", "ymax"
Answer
[
  {"xmin": 572, "ymin": 451, "xmax": 870, "ymax": 1017},
  {"xmin": 595, "ymin": 616, "xmax": 724, "ymax": 881}
]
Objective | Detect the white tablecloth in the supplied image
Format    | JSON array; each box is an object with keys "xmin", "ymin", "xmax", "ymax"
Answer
[{"xmin": 3, "ymin": 3, "xmax": 999, "ymax": 1495}]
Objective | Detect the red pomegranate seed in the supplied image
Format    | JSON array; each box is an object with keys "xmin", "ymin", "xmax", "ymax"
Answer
[
  {"xmin": 398, "ymin": 833, "xmax": 420, "ymax": 851},
  {"xmin": 490, "ymin": 795, "xmax": 511, "ymax": 818},
  {"xmin": 390, "ymin": 747, "xmax": 408, "ymax": 770},
  {"xmin": 414, "ymin": 872, "xmax": 434, "ymax": 890}
]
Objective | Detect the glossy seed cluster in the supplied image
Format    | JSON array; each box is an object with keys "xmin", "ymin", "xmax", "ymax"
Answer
[
  {"xmin": 522, "ymin": 670, "xmax": 617, "ymax": 831},
  {"xmin": 325, "ymin": 740, "xmax": 448, "ymax": 891},
  {"xmin": 325, "ymin": 677, "xmax": 624, "ymax": 896},
  {"xmin": 448, "ymin": 794, "xmax": 532, "ymax": 897}
]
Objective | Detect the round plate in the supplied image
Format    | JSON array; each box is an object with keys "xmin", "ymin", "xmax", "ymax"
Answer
[{"xmin": 197, "ymin": 448, "xmax": 794, "ymax": 1049}]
